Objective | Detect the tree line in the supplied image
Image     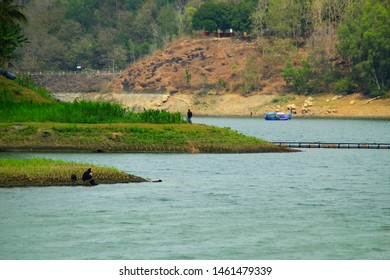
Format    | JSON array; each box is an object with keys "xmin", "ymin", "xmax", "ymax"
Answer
[{"xmin": 1, "ymin": 0, "xmax": 389, "ymax": 97}]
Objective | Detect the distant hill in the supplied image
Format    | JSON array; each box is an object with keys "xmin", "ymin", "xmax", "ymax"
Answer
[
  {"xmin": 28, "ymin": 37, "xmax": 298, "ymax": 97},
  {"xmin": 20, "ymin": 37, "xmax": 389, "ymax": 119},
  {"xmin": 111, "ymin": 37, "xmax": 295, "ymax": 96}
]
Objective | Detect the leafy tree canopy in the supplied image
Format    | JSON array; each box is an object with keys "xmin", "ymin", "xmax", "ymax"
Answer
[
  {"xmin": 7, "ymin": 0, "xmax": 389, "ymax": 98},
  {"xmin": 192, "ymin": 1, "xmax": 253, "ymax": 33},
  {"xmin": 0, "ymin": 0, "xmax": 28, "ymax": 68},
  {"xmin": 338, "ymin": 0, "xmax": 390, "ymax": 96}
]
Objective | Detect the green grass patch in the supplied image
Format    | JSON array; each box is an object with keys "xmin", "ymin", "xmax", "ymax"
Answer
[
  {"xmin": 0, "ymin": 76, "xmax": 184, "ymax": 124},
  {"xmin": 0, "ymin": 76, "xmax": 54, "ymax": 103},
  {"xmin": 0, "ymin": 100, "xmax": 185, "ymax": 124},
  {"xmin": 0, "ymin": 77, "xmax": 290, "ymax": 154},
  {"xmin": 271, "ymin": 95, "xmax": 295, "ymax": 104},
  {"xmin": 0, "ymin": 122, "xmax": 287, "ymax": 153},
  {"xmin": 0, "ymin": 158, "xmax": 146, "ymax": 187}
]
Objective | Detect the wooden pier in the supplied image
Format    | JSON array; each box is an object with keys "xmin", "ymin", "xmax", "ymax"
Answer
[{"xmin": 273, "ymin": 142, "xmax": 390, "ymax": 149}]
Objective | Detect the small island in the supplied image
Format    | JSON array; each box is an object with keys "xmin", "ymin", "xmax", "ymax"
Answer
[
  {"xmin": 0, "ymin": 158, "xmax": 147, "ymax": 187},
  {"xmin": 0, "ymin": 122, "xmax": 290, "ymax": 154},
  {"xmin": 0, "ymin": 76, "xmax": 292, "ymax": 154},
  {"xmin": 0, "ymin": 76, "xmax": 293, "ymax": 187}
]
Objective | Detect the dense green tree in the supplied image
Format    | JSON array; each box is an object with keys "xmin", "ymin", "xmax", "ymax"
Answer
[
  {"xmin": 117, "ymin": 10, "xmax": 135, "ymax": 41},
  {"xmin": 8, "ymin": 0, "xmax": 389, "ymax": 101},
  {"xmin": 283, "ymin": 49, "xmax": 339, "ymax": 94},
  {"xmin": 192, "ymin": 1, "xmax": 253, "ymax": 33},
  {"xmin": 0, "ymin": 0, "xmax": 28, "ymax": 68},
  {"xmin": 231, "ymin": 1, "xmax": 254, "ymax": 32},
  {"xmin": 192, "ymin": 2, "xmax": 220, "ymax": 32},
  {"xmin": 338, "ymin": 0, "xmax": 390, "ymax": 96},
  {"xmin": 214, "ymin": 2, "xmax": 232, "ymax": 32},
  {"xmin": 0, "ymin": 0, "xmax": 27, "ymax": 24},
  {"xmin": 156, "ymin": 5, "xmax": 179, "ymax": 47},
  {"xmin": 267, "ymin": 0, "xmax": 312, "ymax": 40},
  {"xmin": 71, "ymin": 34, "xmax": 96, "ymax": 69},
  {"xmin": 250, "ymin": 0, "xmax": 271, "ymax": 36},
  {"xmin": 181, "ymin": 6, "xmax": 197, "ymax": 34},
  {"xmin": 65, "ymin": 0, "xmax": 100, "ymax": 31},
  {"xmin": 309, "ymin": 0, "xmax": 354, "ymax": 59},
  {"xmin": 282, "ymin": 60, "xmax": 311, "ymax": 94},
  {"xmin": 0, "ymin": 21, "xmax": 28, "ymax": 68},
  {"xmin": 123, "ymin": 0, "xmax": 143, "ymax": 11},
  {"xmin": 10, "ymin": 1, "xmax": 263, "ymax": 71},
  {"xmin": 39, "ymin": 35, "xmax": 69, "ymax": 69},
  {"xmin": 133, "ymin": 0, "xmax": 157, "ymax": 44},
  {"xmin": 125, "ymin": 39, "xmax": 151, "ymax": 63}
]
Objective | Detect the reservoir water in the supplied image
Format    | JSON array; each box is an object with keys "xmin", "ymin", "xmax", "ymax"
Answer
[{"xmin": 0, "ymin": 118, "xmax": 389, "ymax": 260}]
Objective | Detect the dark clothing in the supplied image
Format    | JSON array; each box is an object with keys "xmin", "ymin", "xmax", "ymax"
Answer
[
  {"xmin": 71, "ymin": 174, "xmax": 78, "ymax": 182},
  {"xmin": 82, "ymin": 170, "xmax": 93, "ymax": 181},
  {"xmin": 187, "ymin": 110, "xmax": 193, "ymax": 123}
]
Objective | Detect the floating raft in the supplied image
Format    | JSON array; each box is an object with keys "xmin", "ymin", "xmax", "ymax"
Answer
[{"xmin": 273, "ymin": 142, "xmax": 390, "ymax": 149}]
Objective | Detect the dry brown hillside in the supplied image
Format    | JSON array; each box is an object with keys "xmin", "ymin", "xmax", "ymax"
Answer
[
  {"xmin": 111, "ymin": 37, "xmax": 288, "ymax": 95},
  {"xmin": 30, "ymin": 37, "xmax": 389, "ymax": 118},
  {"xmin": 106, "ymin": 37, "xmax": 389, "ymax": 118}
]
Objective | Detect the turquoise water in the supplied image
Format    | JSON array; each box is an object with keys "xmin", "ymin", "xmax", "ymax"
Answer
[{"xmin": 0, "ymin": 118, "xmax": 389, "ymax": 260}]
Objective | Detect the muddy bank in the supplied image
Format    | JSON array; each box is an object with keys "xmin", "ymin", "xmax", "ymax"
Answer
[{"xmin": 0, "ymin": 174, "xmax": 148, "ymax": 188}]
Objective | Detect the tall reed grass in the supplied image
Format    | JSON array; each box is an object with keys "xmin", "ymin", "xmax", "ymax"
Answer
[
  {"xmin": 0, "ymin": 100, "xmax": 185, "ymax": 124},
  {"xmin": 1, "ymin": 76, "xmax": 184, "ymax": 124}
]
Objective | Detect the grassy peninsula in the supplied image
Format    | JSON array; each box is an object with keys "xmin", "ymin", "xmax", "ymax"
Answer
[
  {"xmin": 0, "ymin": 76, "xmax": 289, "ymax": 153},
  {"xmin": 0, "ymin": 122, "xmax": 285, "ymax": 153},
  {"xmin": 0, "ymin": 158, "xmax": 146, "ymax": 187},
  {"xmin": 0, "ymin": 76, "xmax": 290, "ymax": 187}
]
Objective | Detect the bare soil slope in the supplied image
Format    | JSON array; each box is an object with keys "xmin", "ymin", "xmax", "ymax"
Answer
[
  {"xmin": 30, "ymin": 37, "xmax": 389, "ymax": 118},
  {"xmin": 111, "ymin": 37, "xmax": 267, "ymax": 94},
  {"xmin": 107, "ymin": 37, "xmax": 389, "ymax": 118}
]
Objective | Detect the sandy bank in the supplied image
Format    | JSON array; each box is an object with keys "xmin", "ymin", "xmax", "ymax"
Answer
[{"xmin": 53, "ymin": 92, "xmax": 390, "ymax": 119}]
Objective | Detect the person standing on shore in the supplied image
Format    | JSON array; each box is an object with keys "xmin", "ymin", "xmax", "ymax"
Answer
[{"xmin": 187, "ymin": 109, "xmax": 193, "ymax": 124}]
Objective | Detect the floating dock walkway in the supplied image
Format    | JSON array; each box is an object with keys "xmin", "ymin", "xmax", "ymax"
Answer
[{"xmin": 273, "ymin": 142, "xmax": 390, "ymax": 149}]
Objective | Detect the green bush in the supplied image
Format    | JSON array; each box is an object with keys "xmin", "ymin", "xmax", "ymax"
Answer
[
  {"xmin": 217, "ymin": 78, "xmax": 229, "ymax": 91},
  {"xmin": 241, "ymin": 57, "xmax": 263, "ymax": 96},
  {"xmin": 330, "ymin": 77, "xmax": 358, "ymax": 95},
  {"xmin": 282, "ymin": 61, "xmax": 310, "ymax": 94}
]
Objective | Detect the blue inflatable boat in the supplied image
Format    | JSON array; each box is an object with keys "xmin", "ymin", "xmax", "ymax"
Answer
[{"xmin": 264, "ymin": 111, "xmax": 292, "ymax": 120}]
